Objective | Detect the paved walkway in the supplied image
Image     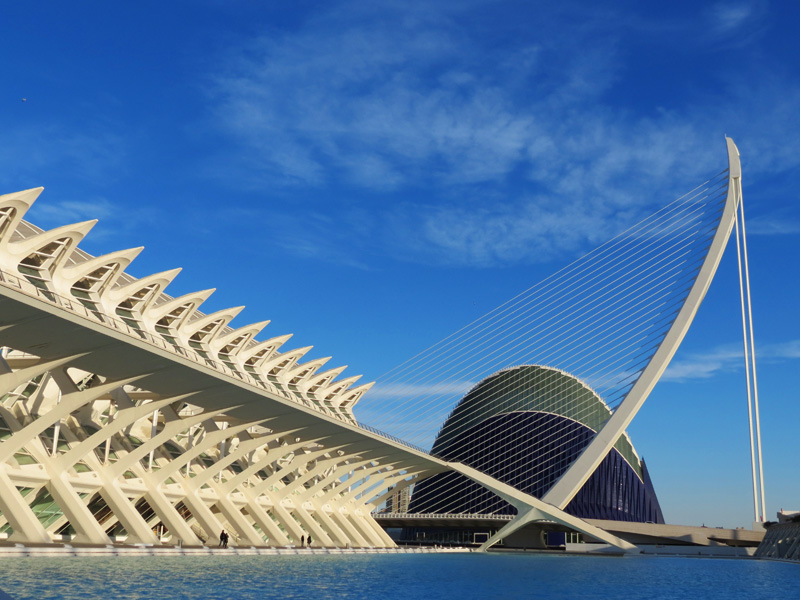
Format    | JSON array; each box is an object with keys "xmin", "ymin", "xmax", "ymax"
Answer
[{"xmin": 0, "ymin": 544, "xmax": 469, "ymax": 558}]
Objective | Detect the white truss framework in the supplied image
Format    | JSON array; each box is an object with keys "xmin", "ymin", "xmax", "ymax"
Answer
[{"xmin": 0, "ymin": 187, "xmax": 430, "ymax": 548}]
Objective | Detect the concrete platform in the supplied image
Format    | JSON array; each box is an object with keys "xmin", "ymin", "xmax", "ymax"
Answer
[
  {"xmin": 375, "ymin": 513, "xmax": 765, "ymax": 549},
  {"xmin": 0, "ymin": 543, "xmax": 471, "ymax": 558}
]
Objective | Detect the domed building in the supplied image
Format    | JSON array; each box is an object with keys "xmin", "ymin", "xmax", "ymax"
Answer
[{"xmin": 408, "ymin": 365, "xmax": 664, "ymax": 523}]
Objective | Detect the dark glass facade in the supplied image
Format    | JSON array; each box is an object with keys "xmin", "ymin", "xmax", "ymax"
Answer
[{"xmin": 408, "ymin": 365, "xmax": 664, "ymax": 524}]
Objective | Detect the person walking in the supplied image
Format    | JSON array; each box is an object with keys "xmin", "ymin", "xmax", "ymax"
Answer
[
  {"xmin": 300, "ymin": 535, "xmax": 305, "ymax": 547},
  {"xmin": 222, "ymin": 530, "xmax": 229, "ymax": 549},
  {"xmin": 219, "ymin": 529, "xmax": 226, "ymax": 548}
]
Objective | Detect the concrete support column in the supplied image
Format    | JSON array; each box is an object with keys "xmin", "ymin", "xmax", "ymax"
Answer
[
  {"xmin": 345, "ymin": 509, "xmax": 387, "ymax": 547},
  {"xmin": 148, "ymin": 421, "xmax": 253, "ymax": 488},
  {"xmin": 306, "ymin": 499, "xmax": 351, "ymax": 546},
  {"xmin": 327, "ymin": 507, "xmax": 369, "ymax": 547},
  {"xmin": 271, "ymin": 501, "xmax": 306, "ymax": 544},
  {"xmin": 338, "ymin": 465, "xmax": 394, "ymax": 505},
  {"xmin": 95, "ymin": 479, "xmax": 158, "ymax": 545},
  {"xmin": 209, "ymin": 492, "xmax": 265, "ymax": 547},
  {"xmin": 45, "ymin": 473, "xmax": 109, "ymax": 545},
  {"xmin": 240, "ymin": 491, "xmax": 290, "ymax": 546},
  {"xmin": 176, "ymin": 490, "xmax": 227, "ymax": 546},
  {"xmin": 292, "ymin": 504, "xmax": 335, "ymax": 547},
  {"xmin": 0, "ymin": 469, "xmax": 50, "ymax": 543},
  {"xmin": 0, "ymin": 355, "xmax": 77, "ymax": 401},
  {"xmin": 359, "ymin": 512, "xmax": 396, "ymax": 547},
  {"xmin": 140, "ymin": 479, "xmax": 202, "ymax": 546}
]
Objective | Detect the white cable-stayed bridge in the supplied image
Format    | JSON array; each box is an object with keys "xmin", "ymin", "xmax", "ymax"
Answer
[{"xmin": 0, "ymin": 138, "xmax": 763, "ymax": 552}]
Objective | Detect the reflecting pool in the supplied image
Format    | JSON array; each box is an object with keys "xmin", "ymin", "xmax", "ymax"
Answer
[{"xmin": 1, "ymin": 553, "xmax": 798, "ymax": 600}]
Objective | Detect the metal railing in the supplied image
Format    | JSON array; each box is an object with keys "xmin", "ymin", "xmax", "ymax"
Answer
[
  {"xmin": 0, "ymin": 266, "xmax": 284, "ymax": 385},
  {"xmin": 372, "ymin": 512, "xmax": 514, "ymax": 521},
  {"xmin": 0, "ymin": 266, "xmax": 429, "ymax": 455},
  {"xmin": 356, "ymin": 421, "xmax": 431, "ymax": 455}
]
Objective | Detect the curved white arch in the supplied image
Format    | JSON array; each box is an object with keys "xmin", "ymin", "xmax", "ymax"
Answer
[{"xmin": 0, "ymin": 188, "xmax": 43, "ymax": 249}]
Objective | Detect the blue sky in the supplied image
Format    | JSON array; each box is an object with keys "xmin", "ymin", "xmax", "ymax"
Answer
[{"xmin": 2, "ymin": 0, "xmax": 798, "ymax": 528}]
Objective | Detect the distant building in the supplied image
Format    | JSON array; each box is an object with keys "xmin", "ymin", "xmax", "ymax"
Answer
[
  {"xmin": 756, "ymin": 512, "xmax": 800, "ymax": 562},
  {"xmin": 386, "ymin": 485, "xmax": 410, "ymax": 514}
]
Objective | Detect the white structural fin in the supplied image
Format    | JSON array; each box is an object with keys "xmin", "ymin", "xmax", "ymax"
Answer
[
  {"xmin": 321, "ymin": 375, "xmax": 362, "ymax": 399},
  {"xmin": 210, "ymin": 320, "xmax": 271, "ymax": 355},
  {"xmin": 305, "ymin": 365, "xmax": 347, "ymax": 393},
  {"xmin": 60, "ymin": 247, "xmax": 145, "ymax": 297},
  {"xmin": 179, "ymin": 306, "xmax": 246, "ymax": 349},
  {"xmin": 144, "ymin": 288, "xmax": 216, "ymax": 330},
  {"xmin": 6, "ymin": 220, "xmax": 98, "ymax": 273},
  {"xmin": 285, "ymin": 356, "xmax": 331, "ymax": 384},
  {"xmin": 260, "ymin": 346, "xmax": 313, "ymax": 379},
  {"xmin": 0, "ymin": 188, "xmax": 44, "ymax": 249},
  {"xmin": 239, "ymin": 334, "xmax": 293, "ymax": 367},
  {"xmin": 336, "ymin": 381, "xmax": 374, "ymax": 409},
  {"xmin": 106, "ymin": 268, "xmax": 183, "ymax": 313}
]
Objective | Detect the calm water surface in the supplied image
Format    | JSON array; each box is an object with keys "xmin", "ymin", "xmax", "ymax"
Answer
[{"xmin": 0, "ymin": 553, "xmax": 797, "ymax": 600}]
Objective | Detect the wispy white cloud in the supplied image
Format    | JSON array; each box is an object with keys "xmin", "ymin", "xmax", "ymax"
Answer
[
  {"xmin": 212, "ymin": 26, "xmax": 539, "ymax": 189},
  {"xmin": 205, "ymin": 0, "xmax": 800, "ymax": 268},
  {"xmin": 32, "ymin": 198, "xmax": 117, "ymax": 223},
  {"xmin": 708, "ymin": 2, "xmax": 754, "ymax": 35},
  {"xmin": 363, "ymin": 380, "xmax": 475, "ymax": 401},
  {"xmin": 745, "ymin": 216, "xmax": 800, "ymax": 236},
  {"xmin": 663, "ymin": 339, "xmax": 800, "ymax": 382},
  {"xmin": 662, "ymin": 346, "xmax": 742, "ymax": 382},
  {"xmin": 703, "ymin": 0, "xmax": 770, "ymax": 50},
  {"xmin": 0, "ymin": 124, "xmax": 126, "ymax": 188},
  {"xmin": 22, "ymin": 192, "xmax": 164, "ymax": 247}
]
